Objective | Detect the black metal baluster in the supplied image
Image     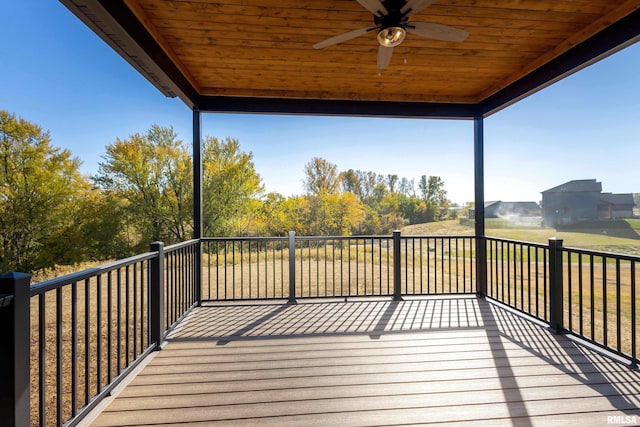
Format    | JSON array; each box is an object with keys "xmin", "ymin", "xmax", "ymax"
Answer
[
  {"xmin": 463, "ymin": 238, "xmax": 467, "ymax": 293},
  {"xmin": 427, "ymin": 238, "xmax": 431, "ymax": 294},
  {"xmin": 356, "ymin": 239, "xmax": 360, "ymax": 296},
  {"xmin": 97, "ymin": 274, "xmax": 103, "ymax": 392},
  {"xmin": 616, "ymin": 258, "xmax": 621, "ymax": 352},
  {"xmin": 71, "ymin": 281, "xmax": 78, "ymax": 417},
  {"xmin": 125, "ymin": 265, "xmax": 130, "ymax": 367},
  {"xmin": 39, "ymin": 293, "xmax": 47, "ymax": 426},
  {"xmin": 56, "ymin": 287, "xmax": 63, "ymax": 426},
  {"xmin": 543, "ymin": 249, "xmax": 548, "ymax": 320},
  {"xmin": 441, "ymin": 238, "xmax": 445, "ymax": 293},
  {"xmin": 448, "ymin": 238, "xmax": 452, "ymax": 293},
  {"xmin": 131, "ymin": 263, "xmax": 138, "ymax": 360},
  {"xmin": 85, "ymin": 277, "xmax": 91, "ymax": 404},
  {"xmin": 107, "ymin": 272, "xmax": 113, "ymax": 382},
  {"xmin": 579, "ymin": 254, "xmax": 583, "ymax": 336},
  {"xmin": 140, "ymin": 262, "xmax": 146, "ymax": 350},
  {"xmin": 456, "ymin": 238, "xmax": 460, "ymax": 293},
  {"xmin": 116, "ymin": 268, "xmax": 122, "ymax": 375},
  {"xmin": 603, "ymin": 256, "xmax": 608, "ymax": 346},
  {"xmin": 527, "ymin": 246, "xmax": 531, "ymax": 314},
  {"xmin": 590, "ymin": 255, "xmax": 595, "ymax": 340},
  {"xmin": 519, "ymin": 244, "xmax": 524, "ymax": 310},
  {"xmin": 631, "ymin": 261, "xmax": 637, "ymax": 367},
  {"xmin": 567, "ymin": 252, "xmax": 573, "ymax": 331}
]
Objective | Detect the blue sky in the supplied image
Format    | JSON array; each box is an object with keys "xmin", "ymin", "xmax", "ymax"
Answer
[{"xmin": 1, "ymin": 1, "xmax": 639, "ymax": 205}]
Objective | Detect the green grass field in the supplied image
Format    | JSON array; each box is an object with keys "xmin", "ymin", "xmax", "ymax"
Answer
[{"xmin": 402, "ymin": 218, "xmax": 640, "ymax": 256}]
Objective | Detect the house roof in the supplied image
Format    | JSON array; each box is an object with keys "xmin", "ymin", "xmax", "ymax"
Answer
[
  {"xmin": 542, "ymin": 179, "xmax": 603, "ymax": 194},
  {"xmin": 600, "ymin": 193, "xmax": 635, "ymax": 206},
  {"xmin": 59, "ymin": 0, "xmax": 640, "ymax": 118}
]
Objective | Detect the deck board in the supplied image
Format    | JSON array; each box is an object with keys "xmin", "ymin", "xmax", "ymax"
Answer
[{"xmin": 88, "ymin": 297, "xmax": 640, "ymax": 426}]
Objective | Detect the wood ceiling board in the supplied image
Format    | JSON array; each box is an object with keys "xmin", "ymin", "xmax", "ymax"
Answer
[{"xmin": 62, "ymin": 0, "xmax": 640, "ymax": 117}]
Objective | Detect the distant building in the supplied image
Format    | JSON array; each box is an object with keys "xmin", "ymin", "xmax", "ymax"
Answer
[
  {"xmin": 484, "ymin": 201, "xmax": 541, "ymax": 219},
  {"xmin": 541, "ymin": 179, "xmax": 634, "ymax": 227}
]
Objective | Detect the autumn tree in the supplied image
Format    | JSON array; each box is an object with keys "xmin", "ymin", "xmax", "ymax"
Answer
[
  {"xmin": 305, "ymin": 193, "xmax": 365, "ymax": 235},
  {"xmin": 303, "ymin": 157, "xmax": 340, "ymax": 196},
  {"xmin": 0, "ymin": 111, "xmax": 91, "ymax": 272},
  {"xmin": 386, "ymin": 174, "xmax": 399, "ymax": 193},
  {"xmin": 418, "ymin": 175, "xmax": 450, "ymax": 221},
  {"xmin": 202, "ymin": 137, "xmax": 263, "ymax": 236},
  {"xmin": 94, "ymin": 125, "xmax": 193, "ymax": 247}
]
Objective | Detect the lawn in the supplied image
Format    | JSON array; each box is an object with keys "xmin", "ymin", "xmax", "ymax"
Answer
[
  {"xmin": 27, "ymin": 219, "xmax": 640, "ymax": 425},
  {"xmin": 403, "ymin": 219, "xmax": 640, "ymax": 256}
]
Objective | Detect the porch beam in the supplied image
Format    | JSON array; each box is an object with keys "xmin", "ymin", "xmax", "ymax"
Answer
[{"xmin": 196, "ymin": 96, "xmax": 479, "ymax": 119}]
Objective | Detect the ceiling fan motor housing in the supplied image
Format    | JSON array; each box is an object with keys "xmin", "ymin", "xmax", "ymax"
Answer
[{"xmin": 374, "ymin": 0, "xmax": 410, "ymax": 29}]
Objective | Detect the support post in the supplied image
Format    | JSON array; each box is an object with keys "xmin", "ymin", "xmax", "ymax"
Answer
[
  {"xmin": 548, "ymin": 238, "xmax": 565, "ymax": 334},
  {"xmin": 288, "ymin": 231, "xmax": 297, "ymax": 304},
  {"xmin": 474, "ymin": 117, "xmax": 487, "ymax": 298},
  {"xmin": 150, "ymin": 242, "xmax": 166, "ymax": 350},
  {"xmin": 393, "ymin": 230, "xmax": 403, "ymax": 301},
  {"xmin": 0, "ymin": 272, "xmax": 31, "ymax": 427},
  {"xmin": 193, "ymin": 108, "xmax": 203, "ymax": 306}
]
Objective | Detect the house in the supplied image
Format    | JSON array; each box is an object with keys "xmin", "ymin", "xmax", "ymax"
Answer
[{"xmin": 541, "ymin": 179, "xmax": 634, "ymax": 226}]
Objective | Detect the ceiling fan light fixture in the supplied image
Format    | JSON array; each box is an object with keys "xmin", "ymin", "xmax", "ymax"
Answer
[{"xmin": 377, "ymin": 26, "xmax": 406, "ymax": 47}]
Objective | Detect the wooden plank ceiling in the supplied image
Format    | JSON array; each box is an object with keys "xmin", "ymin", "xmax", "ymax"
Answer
[{"xmin": 120, "ymin": 0, "xmax": 639, "ymax": 105}]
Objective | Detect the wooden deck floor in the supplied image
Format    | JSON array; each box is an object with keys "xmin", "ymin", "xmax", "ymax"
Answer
[{"xmin": 88, "ymin": 297, "xmax": 640, "ymax": 426}]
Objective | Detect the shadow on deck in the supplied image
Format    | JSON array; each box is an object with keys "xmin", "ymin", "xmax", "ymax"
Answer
[{"xmin": 87, "ymin": 297, "xmax": 640, "ymax": 426}]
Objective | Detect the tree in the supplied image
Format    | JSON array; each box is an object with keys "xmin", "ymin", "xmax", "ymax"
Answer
[
  {"xmin": 0, "ymin": 111, "xmax": 90, "ymax": 272},
  {"xmin": 418, "ymin": 175, "xmax": 450, "ymax": 221},
  {"xmin": 341, "ymin": 169, "xmax": 362, "ymax": 198},
  {"xmin": 303, "ymin": 157, "xmax": 340, "ymax": 196},
  {"xmin": 305, "ymin": 193, "xmax": 365, "ymax": 235},
  {"xmin": 386, "ymin": 174, "xmax": 399, "ymax": 193},
  {"xmin": 94, "ymin": 125, "xmax": 193, "ymax": 246},
  {"xmin": 202, "ymin": 137, "xmax": 263, "ymax": 236},
  {"xmin": 399, "ymin": 177, "xmax": 415, "ymax": 196}
]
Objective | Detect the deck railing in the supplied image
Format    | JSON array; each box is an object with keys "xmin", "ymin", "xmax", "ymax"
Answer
[
  {"xmin": 485, "ymin": 237, "xmax": 550, "ymax": 322},
  {"xmin": 0, "ymin": 240, "xmax": 199, "ymax": 427},
  {"xmin": 0, "ymin": 232, "xmax": 638, "ymax": 426},
  {"xmin": 202, "ymin": 232, "xmax": 476, "ymax": 301},
  {"xmin": 562, "ymin": 242, "xmax": 638, "ymax": 367},
  {"xmin": 485, "ymin": 237, "xmax": 639, "ymax": 368},
  {"xmin": 400, "ymin": 235, "xmax": 476, "ymax": 295}
]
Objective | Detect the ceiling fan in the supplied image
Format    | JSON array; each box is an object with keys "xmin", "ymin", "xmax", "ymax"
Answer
[{"xmin": 313, "ymin": 0, "xmax": 468, "ymax": 70}]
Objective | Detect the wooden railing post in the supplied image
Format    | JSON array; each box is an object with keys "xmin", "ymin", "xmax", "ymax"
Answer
[
  {"xmin": 0, "ymin": 272, "xmax": 31, "ymax": 427},
  {"xmin": 150, "ymin": 242, "xmax": 166, "ymax": 350},
  {"xmin": 393, "ymin": 230, "xmax": 403, "ymax": 301},
  {"xmin": 548, "ymin": 238, "xmax": 564, "ymax": 334},
  {"xmin": 288, "ymin": 231, "xmax": 297, "ymax": 304}
]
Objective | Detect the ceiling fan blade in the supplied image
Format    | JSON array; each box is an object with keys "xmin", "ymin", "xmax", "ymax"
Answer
[
  {"xmin": 407, "ymin": 22, "xmax": 469, "ymax": 42},
  {"xmin": 400, "ymin": 0, "xmax": 437, "ymax": 16},
  {"xmin": 356, "ymin": 0, "xmax": 388, "ymax": 17},
  {"xmin": 377, "ymin": 45, "xmax": 394, "ymax": 69},
  {"xmin": 313, "ymin": 27, "xmax": 373, "ymax": 49}
]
